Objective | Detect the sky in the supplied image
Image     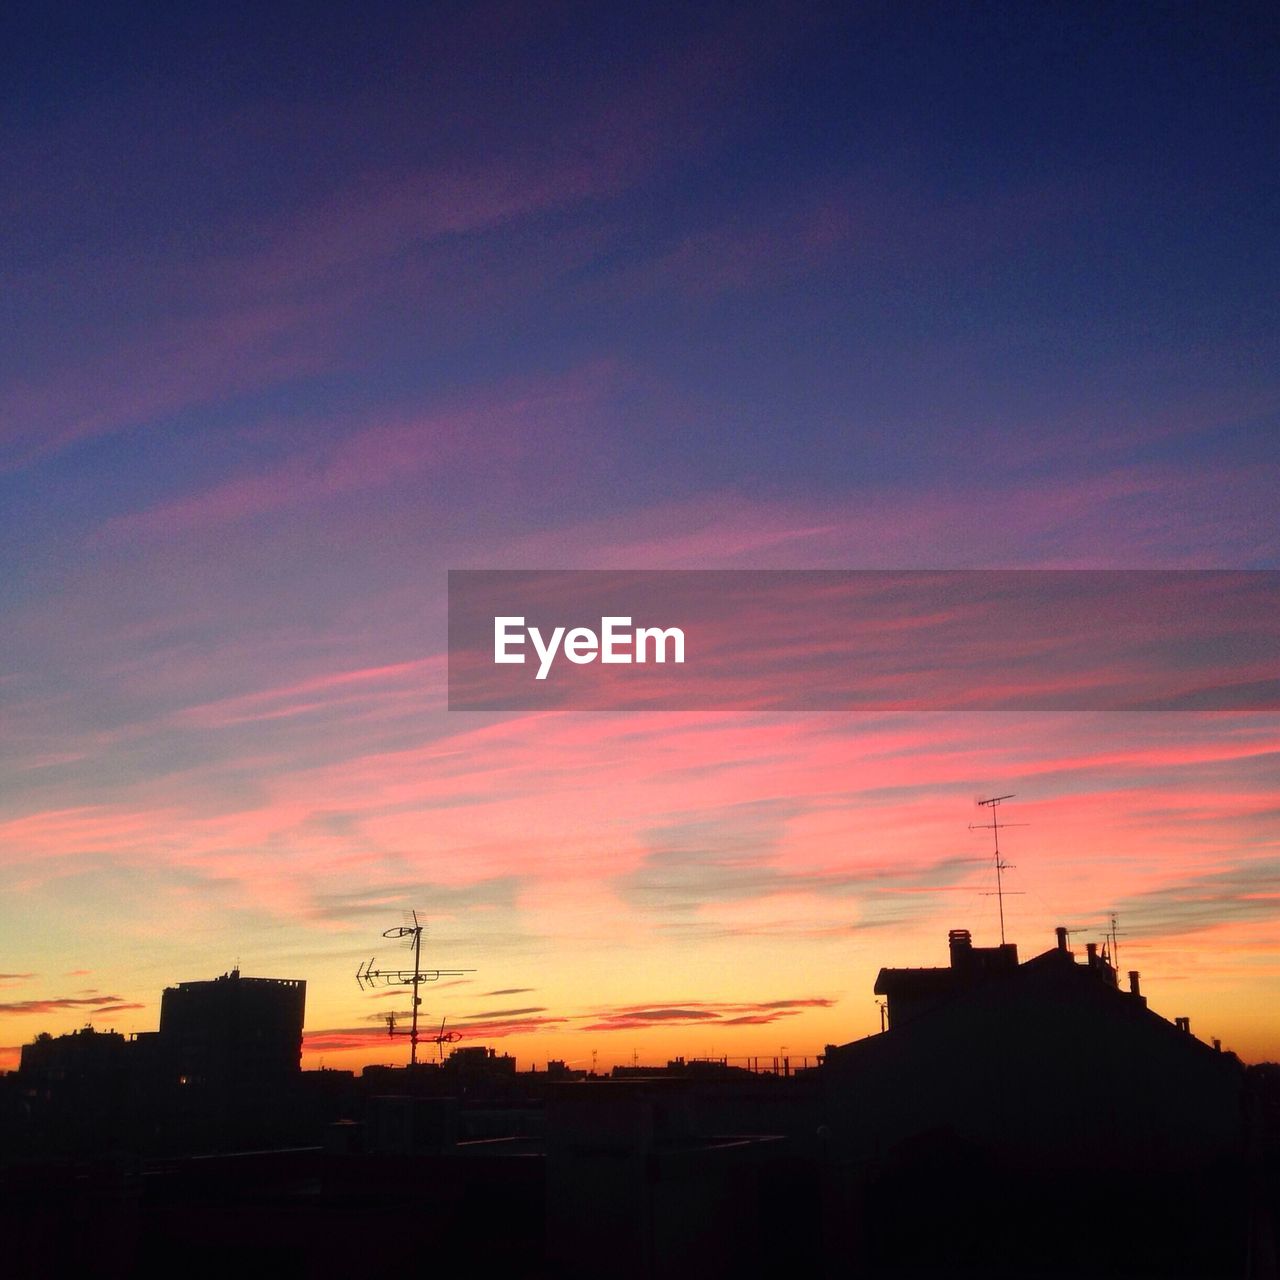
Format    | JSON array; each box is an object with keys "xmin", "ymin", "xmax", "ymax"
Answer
[{"xmin": 2, "ymin": 1, "xmax": 1277, "ymax": 1072}]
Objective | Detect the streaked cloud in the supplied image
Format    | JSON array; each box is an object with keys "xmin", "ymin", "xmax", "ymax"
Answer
[
  {"xmin": 580, "ymin": 997, "xmax": 836, "ymax": 1033},
  {"xmin": 0, "ymin": 995, "xmax": 144, "ymax": 1016}
]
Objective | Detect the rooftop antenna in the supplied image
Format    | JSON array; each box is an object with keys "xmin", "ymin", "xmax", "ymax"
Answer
[
  {"xmin": 1102, "ymin": 911, "xmax": 1128, "ymax": 970},
  {"xmin": 356, "ymin": 911, "xmax": 474, "ymax": 1066},
  {"xmin": 970, "ymin": 795, "xmax": 1027, "ymax": 946},
  {"xmin": 432, "ymin": 1015, "xmax": 461, "ymax": 1063}
]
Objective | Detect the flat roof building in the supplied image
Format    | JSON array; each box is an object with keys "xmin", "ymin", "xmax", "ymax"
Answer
[{"xmin": 159, "ymin": 968, "xmax": 305, "ymax": 1091}]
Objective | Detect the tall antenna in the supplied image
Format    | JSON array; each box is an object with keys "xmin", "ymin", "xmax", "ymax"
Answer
[
  {"xmin": 432, "ymin": 1015, "xmax": 461, "ymax": 1063},
  {"xmin": 356, "ymin": 911, "xmax": 474, "ymax": 1066},
  {"xmin": 1103, "ymin": 911, "xmax": 1128, "ymax": 971},
  {"xmin": 970, "ymin": 794, "xmax": 1027, "ymax": 945}
]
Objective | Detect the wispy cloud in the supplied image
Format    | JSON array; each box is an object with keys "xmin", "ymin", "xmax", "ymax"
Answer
[
  {"xmin": 580, "ymin": 997, "xmax": 836, "ymax": 1033},
  {"xmin": 0, "ymin": 995, "xmax": 144, "ymax": 1016},
  {"xmin": 458, "ymin": 1006, "xmax": 546, "ymax": 1021},
  {"xmin": 1115, "ymin": 859, "xmax": 1280, "ymax": 938},
  {"xmin": 1, "ymin": 7, "xmax": 796, "ymax": 473},
  {"xmin": 305, "ymin": 1010, "xmax": 566, "ymax": 1051},
  {"xmin": 97, "ymin": 365, "xmax": 619, "ymax": 541}
]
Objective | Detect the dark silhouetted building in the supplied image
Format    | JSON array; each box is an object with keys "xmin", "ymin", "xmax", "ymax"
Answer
[
  {"xmin": 874, "ymin": 926, "xmax": 1019, "ymax": 1028},
  {"xmin": 826, "ymin": 926, "xmax": 1249, "ymax": 1276},
  {"xmin": 18, "ymin": 1025, "xmax": 128, "ymax": 1093},
  {"xmin": 13, "ymin": 1026, "xmax": 136, "ymax": 1157},
  {"xmin": 444, "ymin": 1045, "xmax": 516, "ymax": 1077},
  {"xmin": 545, "ymin": 1077, "xmax": 807, "ymax": 1280},
  {"xmin": 158, "ymin": 968, "xmax": 305, "ymax": 1091}
]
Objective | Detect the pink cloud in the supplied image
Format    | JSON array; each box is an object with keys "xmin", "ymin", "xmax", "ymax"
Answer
[
  {"xmin": 0, "ymin": 300, "xmax": 334, "ymax": 472},
  {"xmin": 2, "ymin": 702, "xmax": 1275, "ymax": 1054},
  {"xmin": 171, "ymin": 658, "xmax": 444, "ymax": 730},
  {"xmin": 482, "ymin": 464, "xmax": 1278, "ymax": 571},
  {"xmin": 98, "ymin": 363, "xmax": 617, "ymax": 541},
  {"xmin": 580, "ymin": 997, "xmax": 836, "ymax": 1032},
  {"xmin": 2, "ymin": 469, "xmax": 1276, "ymax": 1057},
  {"xmin": 304, "ymin": 1011, "xmax": 564, "ymax": 1052}
]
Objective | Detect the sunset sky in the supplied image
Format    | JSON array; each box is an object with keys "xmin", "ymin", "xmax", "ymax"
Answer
[{"xmin": 2, "ymin": 3, "xmax": 1277, "ymax": 1072}]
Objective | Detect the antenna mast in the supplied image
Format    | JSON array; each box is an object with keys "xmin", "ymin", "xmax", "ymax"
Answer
[
  {"xmin": 971, "ymin": 794, "xmax": 1026, "ymax": 946},
  {"xmin": 1103, "ymin": 911, "xmax": 1128, "ymax": 971},
  {"xmin": 356, "ymin": 911, "xmax": 474, "ymax": 1066},
  {"xmin": 432, "ymin": 1016, "xmax": 461, "ymax": 1063}
]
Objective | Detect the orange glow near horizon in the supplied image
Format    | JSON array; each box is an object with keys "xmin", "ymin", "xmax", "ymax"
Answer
[{"xmin": 3, "ymin": 703, "xmax": 1276, "ymax": 1074}]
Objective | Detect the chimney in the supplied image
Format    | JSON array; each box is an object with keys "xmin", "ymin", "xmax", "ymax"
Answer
[
  {"xmin": 1128, "ymin": 971, "xmax": 1141, "ymax": 997},
  {"xmin": 1086, "ymin": 942, "xmax": 1098, "ymax": 966},
  {"xmin": 1055, "ymin": 926, "xmax": 1069, "ymax": 952},
  {"xmin": 948, "ymin": 929, "xmax": 973, "ymax": 969},
  {"xmin": 1175, "ymin": 1016, "xmax": 1191, "ymax": 1034}
]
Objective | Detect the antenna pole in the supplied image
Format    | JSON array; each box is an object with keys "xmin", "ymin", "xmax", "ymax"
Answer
[
  {"xmin": 974, "ymin": 794, "xmax": 1019, "ymax": 945},
  {"xmin": 1098, "ymin": 912, "xmax": 1128, "ymax": 978},
  {"xmin": 410, "ymin": 911, "xmax": 422, "ymax": 1067},
  {"xmin": 993, "ymin": 806, "xmax": 1005, "ymax": 944},
  {"xmin": 356, "ymin": 912, "xmax": 474, "ymax": 1068}
]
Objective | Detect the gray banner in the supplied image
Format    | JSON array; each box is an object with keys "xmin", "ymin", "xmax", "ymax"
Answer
[{"xmin": 448, "ymin": 570, "xmax": 1279, "ymax": 711}]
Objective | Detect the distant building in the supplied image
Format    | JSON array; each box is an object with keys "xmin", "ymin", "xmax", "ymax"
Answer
[
  {"xmin": 444, "ymin": 1045, "xmax": 516, "ymax": 1077},
  {"xmin": 544, "ymin": 1059, "xmax": 585, "ymax": 1081},
  {"xmin": 13, "ymin": 1026, "xmax": 137, "ymax": 1156},
  {"xmin": 18, "ymin": 1026, "xmax": 127, "ymax": 1098},
  {"xmin": 158, "ymin": 968, "xmax": 305, "ymax": 1091}
]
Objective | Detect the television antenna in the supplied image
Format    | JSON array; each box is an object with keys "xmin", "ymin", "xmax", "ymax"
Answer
[
  {"xmin": 356, "ymin": 911, "xmax": 474, "ymax": 1066},
  {"xmin": 1099, "ymin": 911, "xmax": 1128, "ymax": 970},
  {"xmin": 970, "ymin": 795, "xmax": 1027, "ymax": 945},
  {"xmin": 431, "ymin": 1015, "xmax": 462, "ymax": 1063}
]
